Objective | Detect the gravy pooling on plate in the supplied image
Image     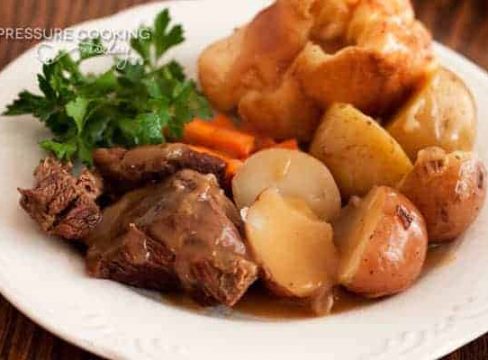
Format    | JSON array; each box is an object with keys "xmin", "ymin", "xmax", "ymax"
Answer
[{"xmin": 162, "ymin": 244, "xmax": 455, "ymax": 320}]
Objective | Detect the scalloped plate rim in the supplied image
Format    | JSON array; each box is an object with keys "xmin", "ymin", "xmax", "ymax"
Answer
[{"xmin": 0, "ymin": 1, "xmax": 487, "ymax": 360}]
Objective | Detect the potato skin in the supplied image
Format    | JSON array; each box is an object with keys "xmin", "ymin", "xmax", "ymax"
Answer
[
  {"xmin": 335, "ymin": 186, "xmax": 428, "ymax": 298},
  {"xmin": 387, "ymin": 67, "xmax": 477, "ymax": 160},
  {"xmin": 310, "ymin": 103, "xmax": 413, "ymax": 198},
  {"xmin": 398, "ymin": 147, "xmax": 487, "ymax": 242}
]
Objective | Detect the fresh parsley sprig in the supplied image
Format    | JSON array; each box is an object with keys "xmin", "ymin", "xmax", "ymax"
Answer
[{"xmin": 3, "ymin": 9, "xmax": 212, "ymax": 165}]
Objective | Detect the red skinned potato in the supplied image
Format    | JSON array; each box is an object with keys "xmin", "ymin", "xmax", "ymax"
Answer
[
  {"xmin": 334, "ymin": 186, "xmax": 428, "ymax": 298},
  {"xmin": 244, "ymin": 188, "xmax": 339, "ymax": 313},
  {"xmin": 398, "ymin": 147, "xmax": 487, "ymax": 242}
]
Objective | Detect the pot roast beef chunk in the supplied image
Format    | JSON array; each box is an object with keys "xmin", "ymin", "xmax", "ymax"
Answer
[
  {"xmin": 86, "ymin": 169, "xmax": 258, "ymax": 306},
  {"xmin": 18, "ymin": 158, "xmax": 103, "ymax": 240},
  {"xmin": 92, "ymin": 143, "xmax": 227, "ymax": 193},
  {"xmin": 77, "ymin": 168, "xmax": 104, "ymax": 200}
]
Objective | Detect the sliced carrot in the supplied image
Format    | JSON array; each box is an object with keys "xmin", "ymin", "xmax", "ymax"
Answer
[
  {"xmin": 199, "ymin": 114, "xmax": 278, "ymax": 152},
  {"xmin": 234, "ymin": 121, "xmax": 278, "ymax": 150},
  {"xmin": 225, "ymin": 158, "xmax": 244, "ymax": 179},
  {"xmin": 184, "ymin": 119, "xmax": 255, "ymax": 159},
  {"xmin": 209, "ymin": 114, "xmax": 239, "ymax": 131},
  {"xmin": 193, "ymin": 114, "xmax": 239, "ymax": 131},
  {"xmin": 188, "ymin": 145, "xmax": 243, "ymax": 179},
  {"xmin": 274, "ymin": 139, "xmax": 299, "ymax": 150}
]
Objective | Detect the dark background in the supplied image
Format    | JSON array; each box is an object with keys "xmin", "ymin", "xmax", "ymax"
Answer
[{"xmin": 0, "ymin": 0, "xmax": 487, "ymax": 359}]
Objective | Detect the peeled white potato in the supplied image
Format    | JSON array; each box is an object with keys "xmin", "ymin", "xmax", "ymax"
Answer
[
  {"xmin": 233, "ymin": 149, "xmax": 341, "ymax": 221},
  {"xmin": 310, "ymin": 103, "xmax": 413, "ymax": 198},
  {"xmin": 245, "ymin": 188, "xmax": 339, "ymax": 307},
  {"xmin": 387, "ymin": 67, "xmax": 477, "ymax": 160}
]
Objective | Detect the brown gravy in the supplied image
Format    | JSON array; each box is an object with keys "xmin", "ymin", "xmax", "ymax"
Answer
[
  {"xmin": 163, "ymin": 243, "xmax": 456, "ymax": 320},
  {"xmin": 423, "ymin": 242, "xmax": 457, "ymax": 274},
  {"xmin": 236, "ymin": 287, "xmax": 317, "ymax": 319},
  {"xmin": 235, "ymin": 287, "xmax": 376, "ymax": 318}
]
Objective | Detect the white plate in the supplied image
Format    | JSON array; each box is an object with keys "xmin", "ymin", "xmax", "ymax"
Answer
[{"xmin": 0, "ymin": 1, "xmax": 487, "ymax": 359}]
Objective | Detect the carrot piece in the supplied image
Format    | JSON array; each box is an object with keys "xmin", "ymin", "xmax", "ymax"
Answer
[
  {"xmin": 274, "ymin": 139, "xmax": 299, "ymax": 150},
  {"xmin": 225, "ymin": 159, "xmax": 244, "ymax": 178},
  {"xmin": 184, "ymin": 119, "xmax": 255, "ymax": 159},
  {"xmin": 209, "ymin": 114, "xmax": 239, "ymax": 131},
  {"xmin": 199, "ymin": 115, "xmax": 278, "ymax": 153},
  {"xmin": 234, "ymin": 121, "xmax": 278, "ymax": 150},
  {"xmin": 188, "ymin": 145, "xmax": 243, "ymax": 179}
]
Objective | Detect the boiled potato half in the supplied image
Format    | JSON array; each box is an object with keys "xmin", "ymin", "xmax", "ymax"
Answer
[
  {"xmin": 334, "ymin": 186, "xmax": 428, "ymax": 298},
  {"xmin": 245, "ymin": 188, "xmax": 339, "ymax": 312},
  {"xmin": 310, "ymin": 103, "xmax": 413, "ymax": 198},
  {"xmin": 387, "ymin": 67, "xmax": 477, "ymax": 160},
  {"xmin": 233, "ymin": 149, "xmax": 341, "ymax": 221},
  {"xmin": 399, "ymin": 147, "xmax": 486, "ymax": 242}
]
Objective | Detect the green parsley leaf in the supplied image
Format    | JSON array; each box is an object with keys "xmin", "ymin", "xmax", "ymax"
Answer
[
  {"xmin": 130, "ymin": 27, "xmax": 153, "ymax": 66},
  {"xmin": 79, "ymin": 37, "xmax": 106, "ymax": 60},
  {"xmin": 3, "ymin": 91, "xmax": 48, "ymax": 116},
  {"xmin": 66, "ymin": 97, "xmax": 90, "ymax": 133},
  {"xmin": 40, "ymin": 139, "xmax": 77, "ymax": 161},
  {"xmin": 154, "ymin": 9, "xmax": 185, "ymax": 59},
  {"xmin": 76, "ymin": 139, "xmax": 94, "ymax": 166},
  {"xmin": 3, "ymin": 8, "xmax": 212, "ymax": 166},
  {"xmin": 79, "ymin": 70, "xmax": 118, "ymax": 96},
  {"xmin": 135, "ymin": 113, "xmax": 165, "ymax": 144}
]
